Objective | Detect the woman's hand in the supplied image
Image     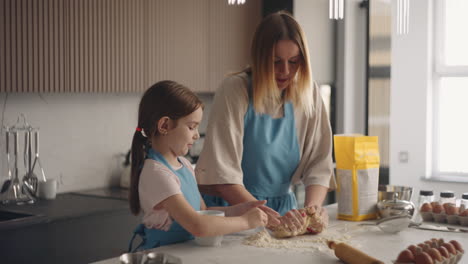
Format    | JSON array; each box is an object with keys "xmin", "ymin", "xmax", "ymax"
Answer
[
  {"xmin": 306, "ymin": 205, "xmax": 329, "ymax": 229},
  {"xmin": 273, "ymin": 209, "xmax": 307, "ymax": 232}
]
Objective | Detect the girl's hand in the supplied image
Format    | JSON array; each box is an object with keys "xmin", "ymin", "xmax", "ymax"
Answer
[
  {"xmin": 243, "ymin": 208, "xmax": 268, "ymax": 229},
  {"xmin": 226, "ymin": 200, "xmax": 281, "ymax": 226},
  {"xmin": 225, "ymin": 200, "xmax": 267, "ymax": 216},
  {"xmin": 274, "ymin": 209, "xmax": 307, "ymax": 232}
]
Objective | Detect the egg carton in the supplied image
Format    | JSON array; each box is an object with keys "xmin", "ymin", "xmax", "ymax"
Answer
[
  {"xmin": 393, "ymin": 250, "xmax": 463, "ymax": 264},
  {"xmin": 421, "ymin": 212, "xmax": 468, "ymax": 226}
]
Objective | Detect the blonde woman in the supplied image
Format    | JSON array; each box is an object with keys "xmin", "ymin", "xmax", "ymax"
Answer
[{"xmin": 196, "ymin": 11, "xmax": 335, "ymax": 233}]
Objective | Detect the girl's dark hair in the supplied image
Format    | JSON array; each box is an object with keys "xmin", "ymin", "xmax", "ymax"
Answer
[{"xmin": 129, "ymin": 80, "xmax": 203, "ymax": 215}]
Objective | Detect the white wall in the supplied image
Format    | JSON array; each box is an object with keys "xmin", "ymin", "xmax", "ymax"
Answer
[
  {"xmin": 0, "ymin": 93, "xmax": 213, "ymax": 193},
  {"xmin": 294, "ymin": 0, "xmax": 335, "ymax": 85},
  {"xmin": 390, "ymin": 0, "xmax": 467, "ymax": 196},
  {"xmin": 295, "ymin": 0, "xmax": 367, "ymax": 134},
  {"xmin": 335, "ymin": 0, "xmax": 368, "ymax": 134},
  {"xmin": 0, "ymin": 93, "xmax": 140, "ymax": 193}
]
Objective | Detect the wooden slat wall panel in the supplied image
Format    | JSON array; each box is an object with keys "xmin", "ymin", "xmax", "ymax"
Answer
[
  {"xmin": 5, "ymin": 0, "xmax": 11, "ymax": 92},
  {"xmin": 208, "ymin": 0, "xmax": 261, "ymax": 92},
  {"xmin": 0, "ymin": 0, "xmax": 260, "ymax": 93},
  {"xmin": 0, "ymin": 2, "xmax": 4, "ymax": 92}
]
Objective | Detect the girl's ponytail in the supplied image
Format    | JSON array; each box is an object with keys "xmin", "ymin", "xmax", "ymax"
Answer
[{"xmin": 129, "ymin": 129, "xmax": 147, "ymax": 215}]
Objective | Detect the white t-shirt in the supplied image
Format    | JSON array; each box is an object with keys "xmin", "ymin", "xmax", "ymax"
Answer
[{"xmin": 138, "ymin": 156, "xmax": 195, "ymax": 231}]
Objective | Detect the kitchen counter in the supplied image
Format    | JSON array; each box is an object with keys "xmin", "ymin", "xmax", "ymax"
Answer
[
  {"xmin": 71, "ymin": 187, "xmax": 129, "ymax": 200},
  {"xmin": 0, "ymin": 190, "xmax": 130, "ymax": 230},
  {"xmin": 93, "ymin": 204, "xmax": 467, "ymax": 264},
  {"xmin": 0, "ymin": 189, "xmax": 139, "ymax": 264}
]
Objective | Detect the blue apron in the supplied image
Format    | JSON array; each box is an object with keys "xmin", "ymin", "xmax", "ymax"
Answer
[
  {"xmin": 128, "ymin": 149, "xmax": 201, "ymax": 252},
  {"xmin": 203, "ymin": 76, "xmax": 301, "ymax": 216}
]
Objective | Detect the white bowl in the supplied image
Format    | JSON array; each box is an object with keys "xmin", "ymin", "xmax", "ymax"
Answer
[{"xmin": 194, "ymin": 210, "xmax": 225, "ymax": 247}]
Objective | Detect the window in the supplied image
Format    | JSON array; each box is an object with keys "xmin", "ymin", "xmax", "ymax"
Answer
[{"xmin": 432, "ymin": 0, "xmax": 468, "ymax": 178}]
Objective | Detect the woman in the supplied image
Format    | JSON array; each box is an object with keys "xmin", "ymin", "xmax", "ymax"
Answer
[{"xmin": 195, "ymin": 11, "xmax": 335, "ymax": 232}]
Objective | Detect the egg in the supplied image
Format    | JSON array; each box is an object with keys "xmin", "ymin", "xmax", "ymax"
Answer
[
  {"xmin": 442, "ymin": 242, "xmax": 457, "ymax": 255},
  {"xmin": 437, "ymin": 246, "xmax": 450, "ymax": 259},
  {"xmin": 414, "ymin": 251, "xmax": 434, "ymax": 264},
  {"xmin": 423, "ymin": 240, "xmax": 433, "ymax": 247},
  {"xmin": 446, "ymin": 205, "xmax": 459, "ymax": 215},
  {"xmin": 432, "ymin": 204, "xmax": 444, "ymax": 214},
  {"xmin": 396, "ymin": 249, "xmax": 415, "ymax": 263},
  {"xmin": 449, "ymin": 240, "xmax": 464, "ymax": 253},
  {"xmin": 431, "ymin": 201, "xmax": 440, "ymax": 208},
  {"xmin": 427, "ymin": 248, "xmax": 443, "ymax": 262},
  {"xmin": 460, "ymin": 210, "xmax": 468, "ymax": 217},
  {"xmin": 420, "ymin": 203, "xmax": 433, "ymax": 212},
  {"xmin": 418, "ymin": 243, "xmax": 430, "ymax": 252},
  {"xmin": 443, "ymin": 203, "xmax": 456, "ymax": 213},
  {"xmin": 408, "ymin": 245, "xmax": 422, "ymax": 256}
]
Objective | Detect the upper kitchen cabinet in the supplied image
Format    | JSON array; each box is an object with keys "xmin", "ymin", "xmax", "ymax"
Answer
[{"xmin": 0, "ymin": 0, "xmax": 261, "ymax": 93}]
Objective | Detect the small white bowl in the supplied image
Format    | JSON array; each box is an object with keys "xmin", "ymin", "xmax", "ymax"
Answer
[{"xmin": 194, "ymin": 210, "xmax": 225, "ymax": 247}]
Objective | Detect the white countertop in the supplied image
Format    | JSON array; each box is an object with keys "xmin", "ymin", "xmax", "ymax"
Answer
[{"xmin": 93, "ymin": 204, "xmax": 467, "ymax": 264}]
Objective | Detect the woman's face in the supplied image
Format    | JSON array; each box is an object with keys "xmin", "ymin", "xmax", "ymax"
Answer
[{"xmin": 274, "ymin": 39, "xmax": 301, "ymax": 90}]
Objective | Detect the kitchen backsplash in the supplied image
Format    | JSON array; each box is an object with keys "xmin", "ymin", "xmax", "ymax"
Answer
[{"xmin": 0, "ymin": 92, "xmax": 214, "ymax": 193}]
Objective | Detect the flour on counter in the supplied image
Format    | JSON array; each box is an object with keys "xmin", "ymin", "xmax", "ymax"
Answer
[{"xmin": 243, "ymin": 228, "xmax": 352, "ymax": 253}]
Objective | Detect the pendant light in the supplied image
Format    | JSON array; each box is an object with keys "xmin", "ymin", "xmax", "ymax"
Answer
[
  {"xmin": 396, "ymin": 0, "xmax": 410, "ymax": 35},
  {"xmin": 329, "ymin": 0, "xmax": 344, "ymax": 20},
  {"xmin": 228, "ymin": 0, "xmax": 246, "ymax": 5}
]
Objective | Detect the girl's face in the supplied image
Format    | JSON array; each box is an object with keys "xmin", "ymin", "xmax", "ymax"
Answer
[
  {"xmin": 274, "ymin": 39, "xmax": 301, "ymax": 90},
  {"xmin": 166, "ymin": 107, "xmax": 203, "ymax": 157}
]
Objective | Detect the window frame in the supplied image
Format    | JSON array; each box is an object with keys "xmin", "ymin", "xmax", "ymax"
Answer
[{"xmin": 431, "ymin": 0, "xmax": 468, "ymax": 180}]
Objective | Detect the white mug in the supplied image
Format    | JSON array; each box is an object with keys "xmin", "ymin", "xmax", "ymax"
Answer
[
  {"xmin": 37, "ymin": 178, "xmax": 57, "ymax": 200},
  {"xmin": 194, "ymin": 210, "xmax": 225, "ymax": 246}
]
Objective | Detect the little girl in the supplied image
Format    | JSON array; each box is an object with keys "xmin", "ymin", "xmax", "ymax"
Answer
[{"xmin": 128, "ymin": 80, "xmax": 270, "ymax": 252}]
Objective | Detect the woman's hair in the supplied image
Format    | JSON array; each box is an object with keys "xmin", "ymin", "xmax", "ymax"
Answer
[
  {"xmin": 129, "ymin": 80, "xmax": 203, "ymax": 215},
  {"xmin": 250, "ymin": 11, "xmax": 314, "ymax": 117}
]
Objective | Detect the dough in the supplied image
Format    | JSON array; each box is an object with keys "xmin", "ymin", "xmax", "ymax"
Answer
[{"xmin": 271, "ymin": 207, "xmax": 325, "ymax": 238}]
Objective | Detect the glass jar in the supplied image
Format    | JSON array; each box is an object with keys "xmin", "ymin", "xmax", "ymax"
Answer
[
  {"xmin": 439, "ymin": 191, "xmax": 456, "ymax": 205},
  {"xmin": 418, "ymin": 190, "xmax": 435, "ymax": 206},
  {"xmin": 461, "ymin": 193, "xmax": 468, "ymax": 208}
]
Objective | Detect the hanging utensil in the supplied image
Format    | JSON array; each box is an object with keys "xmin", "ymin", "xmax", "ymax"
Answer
[
  {"xmin": 3, "ymin": 131, "xmax": 33, "ymax": 204},
  {"xmin": 1, "ymin": 129, "xmax": 12, "ymax": 194},
  {"xmin": 28, "ymin": 129, "xmax": 39, "ymax": 188},
  {"xmin": 22, "ymin": 129, "xmax": 38, "ymax": 195},
  {"xmin": 12, "ymin": 132, "xmax": 23, "ymax": 199},
  {"xmin": 31, "ymin": 131, "xmax": 46, "ymax": 181},
  {"xmin": 24, "ymin": 130, "xmax": 28, "ymax": 171},
  {"xmin": 21, "ymin": 130, "xmax": 38, "ymax": 203}
]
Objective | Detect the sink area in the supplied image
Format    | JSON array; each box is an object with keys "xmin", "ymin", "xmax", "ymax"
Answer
[
  {"xmin": 0, "ymin": 210, "xmax": 36, "ymax": 222},
  {"xmin": 0, "ymin": 209, "xmax": 46, "ymax": 230}
]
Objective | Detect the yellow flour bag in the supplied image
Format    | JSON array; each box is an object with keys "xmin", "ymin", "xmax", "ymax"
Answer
[{"xmin": 334, "ymin": 135, "xmax": 380, "ymax": 221}]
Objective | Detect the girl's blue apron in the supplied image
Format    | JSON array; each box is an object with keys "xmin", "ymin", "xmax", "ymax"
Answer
[
  {"xmin": 128, "ymin": 149, "xmax": 201, "ymax": 252},
  {"xmin": 202, "ymin": 75, "xmax": 301, "ymax": 216}
]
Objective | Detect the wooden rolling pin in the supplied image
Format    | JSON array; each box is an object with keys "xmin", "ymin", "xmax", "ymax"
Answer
[{"xmin": 327, "ymin": 241, "xmax": 384, "ymax": 264}]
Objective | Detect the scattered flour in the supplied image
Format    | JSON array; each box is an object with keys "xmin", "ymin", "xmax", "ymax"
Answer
[{"xmin": 243, "ymin": 228, "xmax": 352, "ymax": 253}]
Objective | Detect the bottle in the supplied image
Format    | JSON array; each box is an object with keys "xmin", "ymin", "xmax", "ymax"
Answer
[
  {"xmin": 439, "ymin": 191, "xmax": 456, "ymax": 205},
  {"xmin": 418, "ymin": 190, "xmax": 435, "ymax": 207},
  {"xmin": 461, "ymin": 193, "xmax": 468, "ymax": 210},
  {"xmin": 415, "ymin": 190, "xmax": 435, "ymax": 223}
]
